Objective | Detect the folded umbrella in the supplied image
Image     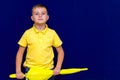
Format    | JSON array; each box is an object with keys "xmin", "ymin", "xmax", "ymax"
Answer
[{"xmin": 9, "ymin": 67, "xmax": 88, "ymax": 80}]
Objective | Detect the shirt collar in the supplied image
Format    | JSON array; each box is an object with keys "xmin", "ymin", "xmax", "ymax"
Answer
[{"xmin": 33, "ymin": 24, "xmax": 48, "ymax": 34}]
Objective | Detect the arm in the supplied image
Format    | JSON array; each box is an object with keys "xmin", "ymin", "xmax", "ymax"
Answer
[
  {"xmin": 16, "ymin": 46, "xmax": 26, "ymax": 79},
  {"xmin": 53, "ymin": 46, "xmax": 64, "ymax": 75}
]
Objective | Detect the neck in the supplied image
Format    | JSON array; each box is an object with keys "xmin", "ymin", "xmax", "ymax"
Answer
[{"xmin": 34, "ymin": 23, "xmax": 46, "ymax": 31}]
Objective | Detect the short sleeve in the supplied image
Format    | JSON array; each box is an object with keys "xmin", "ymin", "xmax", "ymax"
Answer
[
  {"xmin": 52, "ymin": 31, "xmax": 62, "ymax": 47},
  {"xmin": 18, "ymin": 31, "xmax": 28, "ymax": 47}
]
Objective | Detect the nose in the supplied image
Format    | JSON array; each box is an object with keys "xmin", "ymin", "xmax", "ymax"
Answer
[{"xmin": 39, "ymin": 14, "xmax": 42, "ymax": 17}]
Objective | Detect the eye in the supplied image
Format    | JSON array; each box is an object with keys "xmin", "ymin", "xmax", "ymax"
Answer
[
  {"xmin": 35, "ymin": 12, "xmax": 39, "ymax": 15},
  {"xmin": 41, "ymin": 12, "xmax": 46, "ymax": 15}
]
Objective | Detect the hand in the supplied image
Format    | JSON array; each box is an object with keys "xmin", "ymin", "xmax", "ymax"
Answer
[
  {"xmin": 16, "ymin": 72, "xmax": 24, "ymax": 79},
  {"xmin": 53, "ymin": 68, "xmax": 61, "ymax": 75}
]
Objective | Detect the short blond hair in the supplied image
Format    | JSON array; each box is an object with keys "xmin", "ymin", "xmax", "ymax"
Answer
[{"xmin": 32, "ymin": 4, "xmax": 48, "ymax": 14}]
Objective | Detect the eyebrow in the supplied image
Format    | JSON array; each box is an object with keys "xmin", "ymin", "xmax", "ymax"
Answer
[{"xmin": 33, "ymin": 11, "xmax": 48, "ymax": 15}]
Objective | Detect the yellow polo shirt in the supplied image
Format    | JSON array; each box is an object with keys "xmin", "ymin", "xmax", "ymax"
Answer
[{"xmin": 18, "ymin": 24, "xmax": 62, "ymax": 69}]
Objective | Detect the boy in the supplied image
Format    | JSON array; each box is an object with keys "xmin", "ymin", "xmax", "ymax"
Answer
[{"xmin": 15, "ymin": 4, "xmax": 64, "ymax": 80}]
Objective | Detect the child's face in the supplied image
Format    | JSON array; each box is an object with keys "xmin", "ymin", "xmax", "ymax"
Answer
[{"xmin": 31, "ymin": 7, "xmax": 49, "ymax": 25}]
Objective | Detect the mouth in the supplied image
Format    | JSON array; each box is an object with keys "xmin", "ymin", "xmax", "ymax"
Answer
[{"xmin": 38, "ymin": 19, "xmax": 43, "ymax": 20}]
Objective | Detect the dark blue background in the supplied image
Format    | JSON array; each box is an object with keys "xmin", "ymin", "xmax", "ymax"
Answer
[{"xmin": 0, "ymin": 0, "xmax": 119, "ymax": 80}]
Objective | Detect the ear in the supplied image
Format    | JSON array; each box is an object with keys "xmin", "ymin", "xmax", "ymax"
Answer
[
  {"xmin": 31, "ymin": 16, "xmax": 34, "ymax": 21},
  {"xmin": 47, "ymin": 15, "xmax": 49, "ymax": 20}
]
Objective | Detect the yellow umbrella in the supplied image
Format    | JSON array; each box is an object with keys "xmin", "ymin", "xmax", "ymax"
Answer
[
  {"xmin": 60, "ymin": 68, "xmax": 88, "ymax": 74},
  {"xmin": 9, "ymin": 67, "xmax": 88, "ymax": 80}
]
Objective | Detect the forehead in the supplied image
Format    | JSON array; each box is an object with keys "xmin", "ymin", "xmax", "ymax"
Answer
[{"xmin": 32, "ymin": 7, "xmax": 47, "ymax": 13}]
